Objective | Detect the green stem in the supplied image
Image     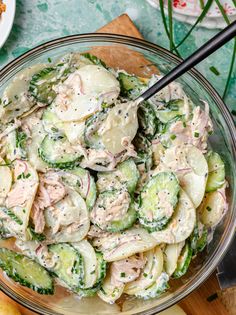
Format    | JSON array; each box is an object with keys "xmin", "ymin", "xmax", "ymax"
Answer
[
  {"xmin": 215, "ymin": 0, "xmax": 235, "ymax": 99},
  {"xmin": 199, "ymin": 0, "xmax": 205, "ymax": 9},
  {"xmin": 175, "ymin": 0, "xmax": 214, "ymax": 49},
  {"xmin": 159, "ymin": 0, "xmax": 182, "ymax": 58},
  {"xmin": 168, "ymin": 0, "xmax": 173, "ymax": 52}
]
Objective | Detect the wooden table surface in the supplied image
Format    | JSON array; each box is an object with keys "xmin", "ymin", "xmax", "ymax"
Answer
[{"xmin": 0, "ymin": 13, "xmax": 230, "ymax": 315}]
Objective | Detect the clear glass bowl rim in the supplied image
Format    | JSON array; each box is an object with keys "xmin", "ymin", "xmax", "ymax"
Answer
[{"xmin": 0, "ymin": 33, "xmax": 236, "ymax": 315}]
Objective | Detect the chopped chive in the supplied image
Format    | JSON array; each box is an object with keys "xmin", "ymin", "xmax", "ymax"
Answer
[
  {"xmin": 48, "ymin": 57, "xmax": 52, "ymax": 63},
  {"xmin": 207, "ymin": 292, "xmax": 218, "ymax": 302},
  {"xmin": 194, "ymin": 132, "xmax": 199, "ymax": 138},
  {"xmin": 209, "ymin": 66, "xmax": 220, "ymax": 76},
  {"xmin": 183, "ymin": 121, "xmax": 187, "ymax": 128},
  {"xmin": 206, "ymin": 206, "xmax": 212, "ymax": 212},
  {"xmin": 120, "ymin": 272, "xmax": 126, "ymax": 277},
  {"xmin": 143, "ymin": 273, "xmax": 148, "ymax": 278},
  {"xmin": 170, "ymin": 134, "xmax": 176, "ymax": 140}
]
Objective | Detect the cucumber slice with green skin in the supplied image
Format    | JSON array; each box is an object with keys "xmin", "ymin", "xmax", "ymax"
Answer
[
  {"xmin": 161, "ymin": 144, "xmax": 208, "ymax": 208},
  {"xmin": 135, "ymin": 272, "xmax": 169, "ymax": 299},
  {"xmin": 61, "ymin": 167, "xmax": 97, "ymax": 210},
  {"xmin": 97, "ymin": 270, "xmax": 124, "ymax": 304},
  {"xmin": 125, "ymin": 246, "xmax": 164, "ymax": 295},
  {"xmin": 0, "ymin": 64, "xmax": 46, "ymax": 124},
  {"xmin": 93, "ymin": 227, "xmax": 157, "ymax": 262},
  {"xmin": 42, "ymin": 106, "xmax": 86, "ymax": 145},
  {"xmin": 29, "ymin": 64, "xmax": 70, "ymax": 104},
  {"xmin": 199, "ymin": 189, "xmax": 227, "ymax": 228},
  {"xmin": 81, "ymin": 53, "xmax": 107, "ymax": 68},
  {"xmin": 84, "ymin": 110, "xmax": 108, "ymax": 149},
  {"xmin": 118, "ymin": 72, "xmax": 147, "ymax": 99},
  {"xmin": 138, "ymin": 102, "xmax": 158, "ymax": 139},
  {"xmin": 72, "ymin": 240, "xmax": 97, "ymax": 289},
  {"xmin": 139, "ymin": 172, "xmax": 180, "ymax": 232},
  {"xmin": 189, "ymin": 221, "xmax": 208, "ymax": 255},
  {"xmin": 97, "ymin": 159, "xmax": 140, "ymax": 194},
  {"xmin": 155, "ymin": 99, "xmax": 185, "ymax": 124},
  {"xmin": 164, "ymin": 242, "xmax": 185, "ymax": 276},
  {"xmin": 172, "ymin": 242, "xmax": 193, "ymax": 279},
  {"xmin": 75, "ymin": 252, "xmax": 107, "ymax": 297},
  {"xmin": 39, "ymin": 134, "xmax": 82, "ymax": 169},
  {"xmin": 0, "ymin": 248, "xmax": 54, "ymax": 294},
  {"xmin": 205, "ymin": 151, "xmax": 225, "ymax": 193},
  {"xmin": 151, "ymin": 189, "xmax": 196, "ymax": 244},
  {"xmin": 91, "ymin": 189, "xmax": 136, "ymax": 232},
  {"xmin": 48, "ymin": 243, "xmax": 84, "ymax": 289}
]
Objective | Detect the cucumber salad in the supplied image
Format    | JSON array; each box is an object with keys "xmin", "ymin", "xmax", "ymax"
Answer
[{"xmin": 0, "ymin": 52, "xmax": 228, "ymax": 303}]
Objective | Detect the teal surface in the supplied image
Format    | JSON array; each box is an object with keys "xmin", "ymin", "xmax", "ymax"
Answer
[{"xmin": 0, "ymin": 0, "xmax": 235, "ymax": 112}]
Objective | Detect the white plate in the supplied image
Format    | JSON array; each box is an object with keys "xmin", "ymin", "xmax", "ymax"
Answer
[
  {"xmin": 146, "ymin": 0, "xmax": 236, "ymax": 29},
  {"xmin": 0, "ymin": 0, "xmax": 16, "ymax": 48}
]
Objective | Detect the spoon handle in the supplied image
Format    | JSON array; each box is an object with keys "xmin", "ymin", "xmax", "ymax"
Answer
[{"xmin": 136, "ymin": 20, "xmax": 236, "ymax": 104}]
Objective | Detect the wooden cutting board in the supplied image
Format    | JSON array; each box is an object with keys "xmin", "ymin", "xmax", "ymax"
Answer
[{"xmin": 0, "ymin": 13, "xmax": 229, "ymax": 315}]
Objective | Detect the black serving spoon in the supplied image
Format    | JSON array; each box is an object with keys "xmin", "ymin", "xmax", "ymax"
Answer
[{"xmin": 135, "ymin": 19, "xmax": 236, "ymax": 105}]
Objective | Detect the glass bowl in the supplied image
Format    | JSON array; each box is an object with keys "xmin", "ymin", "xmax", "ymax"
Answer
[{"xmin": 0, "ymin": 34, "xmax": 235, "ymax": 315}]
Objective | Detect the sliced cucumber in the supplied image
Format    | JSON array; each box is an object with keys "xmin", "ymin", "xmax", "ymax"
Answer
[
  {"xmin": 139, "ymin": 172, "xmax": 180, "ymax": 231},
  {"xmin": 94, "ymin": 227, "xmax": 157, "ymax": 262},
  {"xmin": 155, "ymin": 99, "xmax": 185, "ymax": 124},
  {"xmin": 0, "ymin": 248, "xmax": 53, "ymax": 294},
  {"xmin": 125, "ymin": 246, "xmax": 163, "ymax": 295},
  {"xmin": 97, "ymin": 270, "xmax": 124, "ymax": 304},
  {"xmin": 39, "ymin": 134, "xmax": 82, "ymax": 169},
  {"xmin": 84, "ymin": 110, "xmax": 108, "ymax": 149},
  {"xmin": 100, "ymin": 101, "xmax": 139, "ymax": 155},
  {"xmin": 172, "ymin": 242, "xmax": 193, "ymax": 278},
  {"xmin": 206, "ymin": 151, "xmax": 225, "ymax": 192},
  {"xmin": 164, "ymin": 242, "xmax": 185, "ymax": 276},
  {"xmin": 135, "ymin": 272, "xmax": 169, "ymax": 299},
  {"xmin": 0, "ymin": 64, "xmax": 46, "ymax": 124},
  {"xmin": 91, "ymin": 189, "xmax": 136, "ymax": 232},
  {"xmin": 189, "ymin": 220, "xmax": 208, "ymax": 255},
  {"xmin": 138, "ymin": 102, "xmax": 158, "ymax": 139},
  {"xmin": 72, "ymin": 240, "xmax": 97, "ymax": 289},
  {"xmin": 118, "ymin": 72, "xmax": 147, "ymax": 99},
  {"xmin": 42, "ymin": 106, "xmax": 64, "ymax": 133},
  {"xmin": 199, "ymin": 190, "xmax": 227, "ymax": 227},
  {"xmin": 75, "ymin": 252, "xmax": 107, "ymax": 297},
  {"xmin": 161, "ymin": 144, "xmax": 208, "ymax": 208},
  {"xmin": 4, "ymin": 160, "xmax": 39, "ymax": 240},
  {"xmin": 96, "ymin": 159, "xmax": 139, "ymax": 194},
  {"xmin": 48, "ymin": 243, "xmax": 84, "ymax": 289},
  {"xmin": 29, "ymin": 64, "xmax": 69, "ymax": 104},
  {"xmin": 44, "ymin": 189, "xmax": 89, "ymax": 243},
  {"xmin": 152, "ymin": 189, "xmax": 196, "ymax": 244},
  {"xmin": 81, "ymin": 53, "xmax": 107, "ymax": 68},
  {"xmin": 61, "ymin": 167, "xmax": 97, "ymax": 210}
]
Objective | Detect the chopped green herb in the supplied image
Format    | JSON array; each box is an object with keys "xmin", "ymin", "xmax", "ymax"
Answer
[
  {"xmin": 209, "ymin": 66, "xmax": 220, "ymax": 76},
  {"xmin": 183, "ymin": 121, "xmax": 187, "ymax": 128},
  {"xmin": 120, "ymin": 272, "xmax": 126, "ymax": 278},
  {"xmin": 170, "ymin": 134, "xmax": 176, "ymax": 140},
  {"xmin": 194, "ymin": 132, "xmax": 199, "ymax": 138},
  {"xmin": 3, "ymin": 100, "xmax": 12, "ymax": 108},
  {"xmin": 48, "ymin": 57, "xmax": 52, "ymax": 63},
  {"xmin": 90, "ymin": 270, "xmax": 96, "ymax": 275},
  {"xmin": 143, "ymin": 273, "xmax": 148, "ymax": 278},
  {"xmin": 14, "ymin": 95, "xmax": 19, "ymax": 100},
  {"xmin": 206, "ymin": 206, "xmax": 212, "ymax": 212}
]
